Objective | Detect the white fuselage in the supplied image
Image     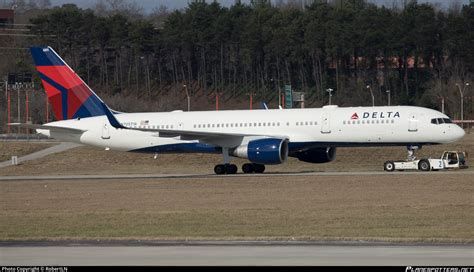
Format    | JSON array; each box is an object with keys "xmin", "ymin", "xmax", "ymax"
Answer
[{"xmin": 37, "ymin": 105, "xmax": 465, "ymax": 155}]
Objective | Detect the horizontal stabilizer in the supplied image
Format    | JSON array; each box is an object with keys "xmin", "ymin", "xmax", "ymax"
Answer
[{"xmin": 8, "ymin": 123, "xmax": 86, "ymax": 134}]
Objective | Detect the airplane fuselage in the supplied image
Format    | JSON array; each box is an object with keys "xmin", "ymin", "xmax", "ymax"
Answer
[
  {"xmin": 26, "ymin": 46, "xmax": 466, "ymax": 174},
  {"xmin": 38, "ymin": 105, "xmax": 465, "ymax": 157}
]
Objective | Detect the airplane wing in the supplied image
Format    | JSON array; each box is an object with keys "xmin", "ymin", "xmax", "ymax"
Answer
[
  {"xmin": 8, "ymin": 123, "xmax": 87, "ymax": 134},
  {"xmin": 100, "ymin": 103, "xmax": 288, "ymax": 144}
]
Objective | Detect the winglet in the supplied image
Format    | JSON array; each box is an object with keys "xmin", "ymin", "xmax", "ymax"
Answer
[{"xmin": 101, "ymin": 102, "xmax": 126, "ymax": 129}]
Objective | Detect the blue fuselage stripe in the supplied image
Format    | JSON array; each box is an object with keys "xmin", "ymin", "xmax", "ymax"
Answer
[
  {"xmin": 131, "ymin": 143, "xmax": 221, "ymax": 154},
  {"xmin": 130, "ymin": 141, "xmax": 439, "ymax": 154}
]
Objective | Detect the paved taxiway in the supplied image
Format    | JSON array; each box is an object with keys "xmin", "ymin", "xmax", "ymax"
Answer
[
  {"xmin": 1, "ymin": 170, "xmax": 474, "ymax": 181},
  {"xmin": 1, "ymin": 242, "xmax": 473, "ymax": 265}
]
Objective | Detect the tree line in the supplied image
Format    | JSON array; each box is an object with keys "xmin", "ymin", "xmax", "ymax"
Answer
[{"xmin": 2, "ymin": 0, "xmax": 474, "ymax": 124}]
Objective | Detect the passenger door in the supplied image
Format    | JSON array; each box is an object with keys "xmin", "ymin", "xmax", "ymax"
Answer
[
  {"xmin": 101, "ymin": 122, "xmax": 110, "ymax": 139},
  {"xmin": 321, "ymin": 112, "xmax": 331, "ymax": 134},
  {"xmin": 408, "ymin": 112, "xmax": 418, "ymax": 132}
]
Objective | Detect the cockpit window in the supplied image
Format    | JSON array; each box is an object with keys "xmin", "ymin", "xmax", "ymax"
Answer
[
  {"xmin": 443, "ymin": 118, "xmax": 452, "ymax": 124},
  {"xmin": 431, "ymin": 118, "xmax": 453, "ymax": 125}
]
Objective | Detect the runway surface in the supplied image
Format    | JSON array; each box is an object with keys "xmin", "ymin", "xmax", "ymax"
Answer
[
  {"xmin": 1, "ymin": 242, "xmax": 473, "ymax": 265},
  {"xmin": 1, "ymin": 170, "xmax": 473, "ymax": 181}
]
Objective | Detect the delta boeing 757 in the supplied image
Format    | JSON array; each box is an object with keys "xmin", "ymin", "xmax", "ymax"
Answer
[{"xmin": 12, "ymin": 46, "xmax": 466, "ymax": 174}]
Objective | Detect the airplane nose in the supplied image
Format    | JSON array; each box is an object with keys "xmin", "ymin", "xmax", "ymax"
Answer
[{"xmin": 453, "ymin": 125, "xmax": 465, "ymax": 141}]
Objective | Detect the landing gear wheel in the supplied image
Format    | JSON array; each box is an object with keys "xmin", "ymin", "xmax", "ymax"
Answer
[
  {"xmin": 226, "ymin": 164, "xmax": 238, "ymax": 174},
  {"xmin": 384, "ymin": 161, "xmax": 395, "ymax": 172},
  {"xmin": 418, "ymin": 160, "xmax": 431, "ymax": 171},
  {"xmin": 214, "ymin": 164, "xmax": 226, "ymax": 175},
  {"xmin": 253, "ymin": 163, "xmax": 265, "ymax": 173},
  {"xmin": 242, "ymin": 163, "xmax": 255, "ymax": 174}
]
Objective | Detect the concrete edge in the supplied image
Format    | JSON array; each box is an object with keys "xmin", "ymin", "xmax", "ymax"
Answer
[{"xmin": 1, "ymin": 239, "xmax": 473, "ymax": 247}]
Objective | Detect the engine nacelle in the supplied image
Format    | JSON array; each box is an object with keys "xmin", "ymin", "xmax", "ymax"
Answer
[
  {"xmin": 233, "ymin": 138, "xmax": 289, "ymax": 165},
  {"xmin": 293, "ymin": 147, "xmax": 336, "ymax": 163}
]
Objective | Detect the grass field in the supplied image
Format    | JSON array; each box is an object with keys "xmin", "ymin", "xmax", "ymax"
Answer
[
  {"xmin": 0, "ymin": 141, "xmax": 56, "ymax": 162},
  {"xmin": 1, "ymin": 174, "xmax": 473, "ymax": 242},
  {"xmin": 0, "ymin": 133, "xmax": 473, "ymax": 242},
  {"xmin": 1, "ymin": 132, "xmax": 473, "ymax": 176}
]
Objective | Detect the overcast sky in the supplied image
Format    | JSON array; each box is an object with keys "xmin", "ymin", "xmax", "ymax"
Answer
[{"xmin": 49, "ymin": 0, "xmax": 470, "ymax": 12}]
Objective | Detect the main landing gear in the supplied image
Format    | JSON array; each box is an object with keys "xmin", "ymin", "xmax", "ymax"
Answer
[
  {"xmin": 242, "ymin": 163, "xmax": 265, "ymax": 174},
  {"xmin": 213, "ymin": 147, "xmax": 266, "ymax": 175},
  {"xmin": 214, "ymin": 164, "xmax": 237, "ymax": 175},
  {"xmin": 213, "ymin": 163, "xmax": 265, "ymax": 175}
]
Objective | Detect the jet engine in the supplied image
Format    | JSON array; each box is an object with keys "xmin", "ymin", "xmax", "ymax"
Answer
[
  {"xmin": 233, "ymin": 138, "xmax": 289, "ymax": 164},
  {"xmin": 293, "ymin": 147, "xmax": 336, "ymax": 163}
]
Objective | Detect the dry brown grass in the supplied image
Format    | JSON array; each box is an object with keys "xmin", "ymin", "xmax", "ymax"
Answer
[
  {"xmin": 0, "ymin": 141, "xmax": 56, "ymax": 162},
  {"xmin": 0, "ymin": 133, "xmax": 473, "ymax": 242},
  {"xmin": 1, "ymin": 174, "xmax": 472, "ymax": 242},
  {"xmin": 1, "ymin": 132, "xmax": 473, "ymax": 176}
]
